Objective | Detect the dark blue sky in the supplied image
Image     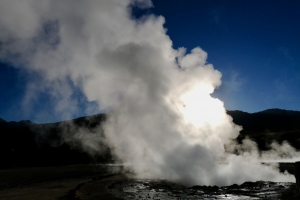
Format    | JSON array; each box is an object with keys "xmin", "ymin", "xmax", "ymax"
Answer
[
  {"xmin": 151, "ymin": 0, "xmax": 300, "ymax": 112},
  {"xmin": 1, "ymin": 0, "xmax": 300, "ymax": 122}
]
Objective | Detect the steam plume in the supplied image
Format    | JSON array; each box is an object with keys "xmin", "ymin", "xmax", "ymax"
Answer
[{"xmin": 0, "ymin": 0, "xmax": 295, "ymax": 185}]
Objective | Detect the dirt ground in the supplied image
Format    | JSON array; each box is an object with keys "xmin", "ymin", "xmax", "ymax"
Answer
[
  {"xmin": 0, "ymin": 165, "xmax": 120, "ymax": 200},
  {"xmin": 0, "ymin": 177, "xmax": 91, "ymax": 200}
]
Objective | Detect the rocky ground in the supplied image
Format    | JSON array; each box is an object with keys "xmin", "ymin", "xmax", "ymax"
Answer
[
  {"xmin": 0, "ymin": 164, "xmax": 298, "ymax": 200},
  {"xmin": 0, "ymin": 165, "xmax": 298, "ymax": 200},
  {"xmin": 111, "ymin": 179, "xmax": 296, "ymax": 199}
]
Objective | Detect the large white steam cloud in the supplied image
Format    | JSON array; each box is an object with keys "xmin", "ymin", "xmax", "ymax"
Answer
[{"xmin": 0, "ymin": 0, "xmax": 296, "ymax": 186}]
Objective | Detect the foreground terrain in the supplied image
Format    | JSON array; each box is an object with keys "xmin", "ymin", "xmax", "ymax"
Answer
[
  {"xmin": 0, "ymin": 165, "xmax": 121, "ymax": 200},
  {"xmin": 0, "ymin": 164, "xmax": 298, "ymax": 200}
]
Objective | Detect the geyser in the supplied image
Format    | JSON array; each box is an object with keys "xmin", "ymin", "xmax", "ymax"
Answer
[{"xmin": 0, "ymin": 0, "xmax": 295, "ymax": 186}]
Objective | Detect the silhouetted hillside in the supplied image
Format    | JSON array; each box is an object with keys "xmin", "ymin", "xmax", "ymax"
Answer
[
  {"xmin": 0, "ymin": 114, "xmax": 110, "ymax": 169},
  {"xmin": 227, "ymin": 109, "xmax": 300, "ymax": 151},
  {"xmin": 1, "ymin": 109, "xmax": 300, "ymax": 168}
]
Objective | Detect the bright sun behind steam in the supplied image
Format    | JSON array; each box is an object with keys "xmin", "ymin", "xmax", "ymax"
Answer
[{"xmin": 179, "ymin": 85, "xmax": 226, "ymax": 128}]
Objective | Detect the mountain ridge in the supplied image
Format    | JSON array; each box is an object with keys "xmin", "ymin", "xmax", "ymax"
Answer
[
  {"xmin": 1, "ymin": 108, "xmax": 300, "ymax": 168},
  {"xmin": 2, "ymin": 108, "xmax": 300, "ymax": 124},
  {"xmin": 228, "ymin": 108, "xmax": 300, "ymax": 115}
]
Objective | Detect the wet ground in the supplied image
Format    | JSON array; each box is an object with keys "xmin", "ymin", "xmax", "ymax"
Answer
[
  {"xmin": 108, "ymin": 178, "xmax": 296, "ymax": 200},
  {"xmin": 0, "ymin": 164, "xmax": 298, "ymax": 199}
]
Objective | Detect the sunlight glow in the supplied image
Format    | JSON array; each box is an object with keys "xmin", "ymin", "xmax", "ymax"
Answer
[{"xmin": 178, "ymin": 85, "xmax": 226, "ymax": 128}]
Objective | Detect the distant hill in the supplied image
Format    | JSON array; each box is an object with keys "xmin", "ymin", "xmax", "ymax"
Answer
[
  {"xmin": 227, "ymin": 109, "xmax": 300, "ymax": 151},
  {"xmin": 0, "ymin": 114, "xmax": 111, "ymax": 169},
  {"xmin": 1, "ymin": 108, "xmax": 300, "ymax": 168}
]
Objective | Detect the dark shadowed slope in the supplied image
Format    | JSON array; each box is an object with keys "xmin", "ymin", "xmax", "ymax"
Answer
[
  {"xmin": 227, "ymin": 109, "xmax": 300, "ymax": 151},
  {"xmin": 1, "ymin": 109, "xmax": 300, "ymax": 168},
  {"xmin": 0, "ymin": 114, "xmax": 111, "ymax": 168}
]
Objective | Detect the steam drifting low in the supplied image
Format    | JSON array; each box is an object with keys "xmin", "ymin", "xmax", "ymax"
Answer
[{"xmin": 0, "ymin": 0, "xmax": 295, "ymax": 185}]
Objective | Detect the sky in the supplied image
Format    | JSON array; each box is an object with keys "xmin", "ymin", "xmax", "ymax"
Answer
[
  {"xmin": 0, "ymin": 0, "xmax": 300, "ymax": 123},
  {"xmin": 149, "ymin": 0, "xmax": 300, "ymax": 112}
]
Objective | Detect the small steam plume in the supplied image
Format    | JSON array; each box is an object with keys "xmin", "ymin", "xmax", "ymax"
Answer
[{"xmin": 0, "ymin": 0, "xmax": 297, "ymax": 186}]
